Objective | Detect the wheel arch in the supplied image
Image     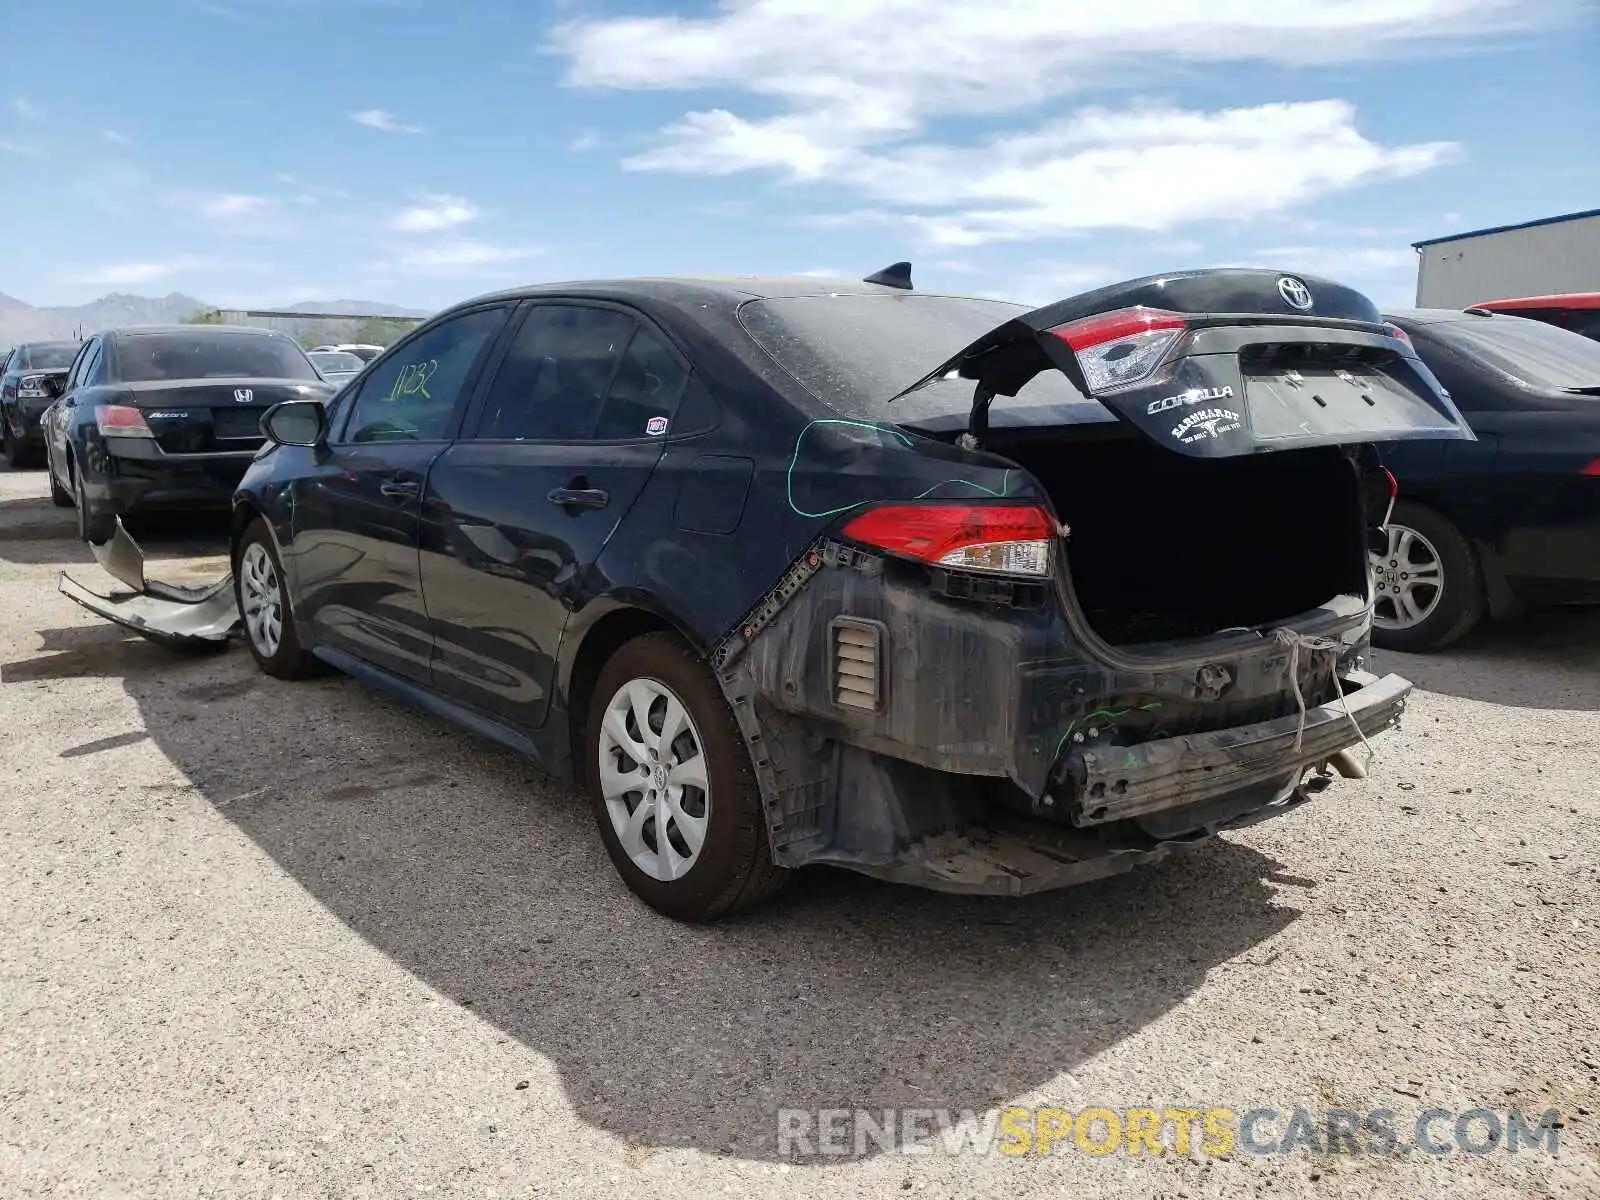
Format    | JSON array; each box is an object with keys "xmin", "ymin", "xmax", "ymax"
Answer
[{"xmin": 558, "ymin": 596, "xmax": 709, "ymax": 787}]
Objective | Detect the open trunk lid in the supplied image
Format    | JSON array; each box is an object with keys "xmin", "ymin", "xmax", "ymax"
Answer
[{"xmin": 890, "ymin": 268, "xmax": 1473, "ymax": 455}]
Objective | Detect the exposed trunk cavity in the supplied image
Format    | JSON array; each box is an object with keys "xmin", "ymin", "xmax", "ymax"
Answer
[{"xmin": 988, "ymin": 427, "xmax": 1368, "ymax": 647}]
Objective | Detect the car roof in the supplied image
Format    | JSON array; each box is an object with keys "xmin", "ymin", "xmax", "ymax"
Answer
[
  {"xmin": 104, "ymin": 324, "xmax": 294, "ymax": 338},
  {"xmin": 458, "ymin": 274, "xmax": 993, "ymax": 311},
  {"xmin": 1384, "ymin": 307, "xmax": 1512, "ymax": 327}
]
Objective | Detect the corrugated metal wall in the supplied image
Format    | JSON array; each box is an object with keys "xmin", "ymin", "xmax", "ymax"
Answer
[{"xmin": 1415, "ymin": 214, "xmax": 1600, "ymax": 307}]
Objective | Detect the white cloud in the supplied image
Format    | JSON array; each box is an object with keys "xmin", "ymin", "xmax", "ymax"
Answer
[
  {"xmin": 0, "ymin": 139, "xmax": 43, "ymax": 157},
  {"xmin": 390, "ymin": 194, "xmax": 481, "ymax": 233},
  {"xmin": 101, "ymin": 128, "xmax": 130, "ymax": 144},
  {"xmin": 570, "ymin": 131, "xmax": 600, "ymax": 151},
  {"xmin": 553, "ymin": 0, "xmax": 1573, "ymax": 244},
  {"xmin": 1246, "ymin": 244, "xmax": 1418, "ymax": 277},
  {"xmin": 78, "ymin": 257, "xmax": 202, "ymax": 285},
  {"xmin": 394, "ymin": 240, "xmax": 538, "ymax": 272},
  {"xmin": 12, "ymin": 96, "xmax": 42, "ymax": 120},
  {"xmin": 352, "ymin": 108, "xmax": 422, "ymax": 134},
  {"xmin": 199, "ymin": 192, "xmax": 274, "ymax": 221}
]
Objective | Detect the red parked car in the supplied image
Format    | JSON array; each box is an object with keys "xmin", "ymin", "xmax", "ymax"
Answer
[{"xmin": 1469, "ymin": 293, "xmax": 1600, "ymax": 342}]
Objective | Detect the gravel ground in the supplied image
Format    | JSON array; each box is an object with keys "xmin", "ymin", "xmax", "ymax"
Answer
[{"xmin": 2, "ymin": 464, "xmax": 1597, "ymax": 1199}]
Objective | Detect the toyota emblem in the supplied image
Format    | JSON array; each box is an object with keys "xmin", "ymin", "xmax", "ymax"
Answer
[
  {"xmin": 1277, "ymin": 276, "xmax": 1313, "ymax": 311},
  {"xmin": 233, "ymin": 388, "xmax": 254, "ymax": 403}
]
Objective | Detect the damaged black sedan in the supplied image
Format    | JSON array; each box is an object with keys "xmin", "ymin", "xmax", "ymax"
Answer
[{"xmin": 61, "ymin": 267, "xmax": 1473, "ymax": 921}]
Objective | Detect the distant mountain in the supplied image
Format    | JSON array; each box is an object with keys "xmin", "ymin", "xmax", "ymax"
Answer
[
  {"xmin": 0, "ymin": 292, "xmax": 430, "ymax": 348},
  {"xmin": 0, "ymin": 292, "xmax": 209, "ymax": 345}
]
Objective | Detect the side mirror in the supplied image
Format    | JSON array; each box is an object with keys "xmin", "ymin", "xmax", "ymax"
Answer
[{"xmin": 261, "ymin": 399, "xmax": 328, "ymax": 447}]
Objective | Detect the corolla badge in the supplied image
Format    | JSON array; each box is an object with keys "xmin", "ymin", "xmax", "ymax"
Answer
[
  {"xmin": 1277, "ymin": 276, "xmax": 1313, "ymax": 311},
  {"xmin": 233, "ymin": 388, "xmax": 254, "ymax": 403}
]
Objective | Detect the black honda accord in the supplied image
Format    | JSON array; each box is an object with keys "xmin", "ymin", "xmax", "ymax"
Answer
[
  {"xmin": 41, "ymin": 325, "xmax": 335, "ymax": 542},
  {"xmin": 65, "ymin": 267, "xmax": 1476, "ymax": 921}
]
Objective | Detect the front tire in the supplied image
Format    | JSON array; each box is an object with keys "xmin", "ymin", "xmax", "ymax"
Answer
[
  {"xmin": 234, "ymin": 519, "xmax": 320, "ymax": 680},
  {"xmin": 584, "ymin": 633, "xmax": 789, "ymax": 922},
  {"xmin": 1369, "ymin": 500, "xmax": 1485, "ymax": 652}
]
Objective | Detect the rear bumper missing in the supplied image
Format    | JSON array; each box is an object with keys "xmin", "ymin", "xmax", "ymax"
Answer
[{"xmin": 1058, "ymin": 670, "xmax": 1409, "ymax": 826}]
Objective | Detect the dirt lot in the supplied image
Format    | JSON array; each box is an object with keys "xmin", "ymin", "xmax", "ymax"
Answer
[{"xmin": 2, "ymin": 464, "xmax": 1597, "ymax": 1199}]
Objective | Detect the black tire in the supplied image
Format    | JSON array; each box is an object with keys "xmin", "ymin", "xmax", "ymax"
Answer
[
  {"xmin": 584, "ymin": 632, "xmax": 789, "ymax": 922},
  {"xmin": 69, "ymin": 454, "xmax": 116, "ymax": 544},
  {"xmin": 1, "ymin": 422, "xmax": 21, "ymax": 468},
  {"xmin": 1369, "ymin": 500, "xmax": 1485, "ymax": 653},
  {"xmin": 49, "ymin": 466, "xmax": 73, "ymax": 507},
  {"xmin": 233, "ymin": 518, "xmax": 321, "ymax": 680}
]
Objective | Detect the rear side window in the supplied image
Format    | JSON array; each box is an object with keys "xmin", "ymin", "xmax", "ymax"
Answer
[
  {"xmin": 475, "ymin": 305, "xmax": 635, "ymax": 441},
  {"xmin": 594, "ymin": 325, "xmax": 689, "ymax": 440},
  {"xmin": 110, "ymin": 331, "xmax": 320, "ymax": 383}
]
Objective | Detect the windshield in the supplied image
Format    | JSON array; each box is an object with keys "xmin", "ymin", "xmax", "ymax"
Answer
[
  {"xmin": 110, "ymin": 331, "xmax": 320, "ymax": 383},
  {"xmin": 738, "ymin": 293, "xmax": 1101, "ymax": 422},
  {"xmin": 1438, "ymin": 315, "xmax": 1600, "ymax": 392},
  {"xmin": 309, "ymin": 351, "xmax": 364, "ymax": 373},
  {"xmin": 20, "ymin": 342, "xmax": 81, "ymax": 370}
]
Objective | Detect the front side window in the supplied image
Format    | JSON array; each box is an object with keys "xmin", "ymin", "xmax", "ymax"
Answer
[
  {"xmin": 341, "ymin": 307, "xmax": 508, "ymax": 444},
  {"xmin": 474, "ymin": 305, "xmax": 635, "ymax": 441}
]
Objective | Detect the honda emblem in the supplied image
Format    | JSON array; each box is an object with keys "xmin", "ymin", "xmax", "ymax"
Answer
[{"xmin": 233, "ymin": 388, "xmax": 254, "ymax": 403}]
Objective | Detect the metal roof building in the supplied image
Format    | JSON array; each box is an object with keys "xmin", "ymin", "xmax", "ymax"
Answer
[{"xmin": 1412, "ymin": 207, "xmax": 1600, "ymax": 308}]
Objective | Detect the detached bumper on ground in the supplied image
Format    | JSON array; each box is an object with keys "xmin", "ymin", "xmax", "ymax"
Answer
[{"xmin": 57, "ymin": 518, "xmax": 239, "ymax": 647}]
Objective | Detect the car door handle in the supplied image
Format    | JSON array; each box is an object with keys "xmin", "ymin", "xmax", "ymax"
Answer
[
  {"xmin": 380, "ymin": 479, "xmax": 421, "ymax": 500},
  {"xmin": 546, "ymin": 487, "xmax": 609, "ymax": 509}
]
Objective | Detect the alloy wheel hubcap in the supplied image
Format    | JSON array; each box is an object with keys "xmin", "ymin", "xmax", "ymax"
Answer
[
  {"xmin": 597, "ymin": 677, "xmax": 710, "ymax": 882},
  {"xmin": 240, "ymin": 542, "xmax": 284, "ymax": 657},
  {"xmin": 1371, "ymin": 523, "xmax": 1444, "ymax": 630}
]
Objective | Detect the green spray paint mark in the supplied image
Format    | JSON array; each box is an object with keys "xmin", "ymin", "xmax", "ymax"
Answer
[{"xmin": 1053, "ymin": 702, "xmax": 1162, "ymax": 763}]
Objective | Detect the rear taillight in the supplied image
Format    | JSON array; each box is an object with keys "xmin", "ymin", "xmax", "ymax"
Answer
[
  {"xmin": 1581, "ymin": 459, "xmax": 1600, "ymax": 477},
  {"xmin": 18, "ymin": 375, "xmax": 52, "ymax": 398},
  {"xmin": 841, "ymin": 503, "xmax": 1055, "ymax": 577},
  {"xmin": 1048, "ymin": 306, "xmax": 1188, "ymax": 394},
  {"xmin": 1384, "ymin": 323, "xmax": 1412, "ymax": 346},
  {"xmin": 95, "ymin": 404, "xmax": 154, "ymax": 438}
]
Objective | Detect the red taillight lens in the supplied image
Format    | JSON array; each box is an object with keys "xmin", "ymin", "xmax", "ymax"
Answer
[
  {"xmin": 1384, "ymin": 322, "xmax": 1412, "ymax": 346},
  {"xmin": 1048, "ymin": 306, "xmax": 1188, "ymax": 395},
  {"xmin": 95, "ymin": 404, "xmax": 154, "ymax": 438},
  {"xmin": 1383, "ymin": 467, "xmax": 1399, "ymax": 500},
  {"xmin": 1581, "ymin": 459, "xmax": 1600, "ymax": 477},
  {"xmin": 841, "ymin": 504, "xmax": 1055, "ymax": 577}
]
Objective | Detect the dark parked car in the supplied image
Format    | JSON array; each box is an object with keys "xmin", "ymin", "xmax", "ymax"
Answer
[
  {"xmin": 40, "ymin": 326, "xmax": 335, "ymax": 542},
  {"xmin": 63, "ymin": 268, "xmax": 1473, "ymax": 921},
  {"xmin": 1, "ymin": 339, "xmax": 82, "ymax": 467},
  {"xmin": 1375, "ymin": 308, "xmax": 1600, "ymax": 651},
  {"xmin": 1469, "ymin": 293, "xmax": 1600, "ymax": 343}
]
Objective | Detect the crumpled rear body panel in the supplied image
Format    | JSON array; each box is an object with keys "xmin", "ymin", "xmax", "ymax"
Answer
[{"xmin": 713, "ymin": 539, "xmax": 1407, "ymax": 893}]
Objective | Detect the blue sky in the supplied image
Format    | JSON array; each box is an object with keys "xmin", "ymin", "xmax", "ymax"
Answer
[{"xmin": 1, "ymin": 0, "xmax": 1595, "ymax": 313}]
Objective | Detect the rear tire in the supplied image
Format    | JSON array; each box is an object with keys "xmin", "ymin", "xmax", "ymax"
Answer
[
  {"xmin": 584, "ymin": 632, "xmax": 789, "ymax": 922},
  {"xmin": 1370, "ymin": 500, "xmax": 1485, "ymax": 653},
  {"xmin": 70, "ymin": 455, "xmax": 115, "ymax": 544},
  {"xmin": 2, "ymin": 423, "xmax": 22, "ymax": 468},
  {"xmin": 234, "ymin": 518, "xmax": 321, "ymax": 680}
]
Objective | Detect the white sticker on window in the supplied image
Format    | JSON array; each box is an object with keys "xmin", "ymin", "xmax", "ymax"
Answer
[{"xmin": 645, "ymin": 416, "xmax": 669, "ymax": 436}]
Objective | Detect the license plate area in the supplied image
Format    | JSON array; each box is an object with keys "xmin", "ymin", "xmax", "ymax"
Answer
[
  {"xmin": 1240, "ymin": 350, "xmax": 1456, "ymax": 444},
  {"xmin": 211, "ymin": 407, "xmax": 267, "ymax": 441}
]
